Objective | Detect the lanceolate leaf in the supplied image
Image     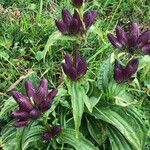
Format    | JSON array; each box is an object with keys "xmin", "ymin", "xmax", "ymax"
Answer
[
  {"xmin": 86, "ymin": 118, "xmax": 107, "ymax": 145},
  {"xmin": 43, "ymin": 31, "xmax": 77, "ymax": 62},
  {"xmin": 97, "ymin": 58, "xmax": 113, "ymax": 92},
  {"xmin": 67, "ymin": 80, "xmax": 84, "ymax": 138},
  {"xmin": 59, "ymin": 128, "xmax": 99, "ymax": 150},
  {"xmin": 91, "ymin": 102, "xmax": 147, "ymax": 150},
  {"xmin": 0, "ymin": 97, "xmax": 17, "ymax": 117},
  {"xmin": 107, "ymin": 126, "xmax": 133, "ymax": 150}
]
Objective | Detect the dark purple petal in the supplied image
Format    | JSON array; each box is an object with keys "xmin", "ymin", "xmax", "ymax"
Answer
[
  {"xmin": 42, "ymin": 131, "xmax": 52, "ymax": 141},
  {"xmin": 25, "ymin": 80, "xmax": 36, "ymax": 98},
  {"xmin": 127, "ymin": 23, "xmax": 140, "ymax": 49},
  {"xmin": 12, "ymin": 91, "xmax": 33, "ymax": 112},
  {"xmin": 69, "ymin": 18, "xmax": 80, "ymax": 34},
  {"xmin": 83, "ymin": 11, "xmax": 97, "ymax": 29},
  {"xmin": 72, "ymin": 0, "xmax": 84, "ymax": 8},
  {"xmin": 39, "ymin": 101, "xmax": 50, "ymax": 111},
  {"xmin": 34, "ymin": 79, "xmax": 48, "ymax": 105},
  {"xmin": 141, "ymin": 43, "xmax": 150, "ymax": 55},
  {"xmin": 62, "ymin": 63, "xmax": 77, "ymax": 80},
  {"xmin": 51, "ymin": 125, "xmax": 61, "ymax": 136},
  {"xmin": 15, "ymin": 119, "xmax": 29, "ymax": 128},
  {"xmin": 62, "ymin": 53, "xmax": 87, "ymax": 80},
  {"xmin": 55, "ymin": 20, "xmax": 69, "ymax": 34},
  {"xmin": 47, "ymin": 88, "xmax": 58, "ymax": 103},
  {"xmin": 73, "ymin": 10, "xmax": 84, "ymax": 32},
  {"xmin": 64, "ymin": 54, "xmax": 73, "ymax": 66},
  {"xmin": 108, "ymin": 33, "xmax": 123, "ymax": 48},
  {"xmin": 123, "ymin": 58, "xmax": 139, "ymax": 81},
  {"xmin": 29, "ymin": 108, "xmax": 40, "ymax": 119},
  {"xmin": 138, "ymin": 30, "xmax": 150, "ymax": 47},
  {"xmin": 114, "ymin": 60, "xmax": 124, "ymax": 83},
  {"xmin": 77, "ymin": 55, "xmax": 88, "ymax": 77},
  {"xmin": 39, "ymin": 79, "xmax": 48, "ymax": 90},
  {"xmin": 62, "ymin": 8, "xmax": 72, "ymax": 26},
  {"xmin": 68, "ymin": 68, "xmax": 78, "ymax": 80},
  {"xmin": 12, "ymin": 110, "xmax": 29, "ymax": 119},
  {"xmin": 130, "ymin": 23, "xmax": 140, "ymax": 38},
  {"xmin": 116, "ymin": 26, "xmax": 127, "ymax": 45}
]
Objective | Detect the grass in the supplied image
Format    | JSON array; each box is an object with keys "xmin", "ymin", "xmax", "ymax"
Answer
[{"xmin": 0, "ymin": 0, "xmax": 149, "ymax": 106}]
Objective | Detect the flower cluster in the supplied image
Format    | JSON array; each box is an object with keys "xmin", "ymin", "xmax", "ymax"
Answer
[
  {"xmin": 62, "ymin": 53, "xmax": 87, "ymax": 80},
  {"xmin": 114, "ymin": 58, "xmax": 139, "ymax": 83},
  {"xmin": 42, "ymin": 125, "xmax": 61, "ymax": 141},
  {"xmin": 107, "ymin": 22, "xmax": 150, "ymax": 83},
  {"xmin": 108, "ymin": 22, "xmax": 150, "ymax": 54},
  {"xmin": 12, "ymin": 79, "xmax": 58, "ymax": 127},
  {"xmin": 55, "ymin": 8, "xmax": 97, "ymax": 35}
]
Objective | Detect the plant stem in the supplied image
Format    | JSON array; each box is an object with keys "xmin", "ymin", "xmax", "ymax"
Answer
[{"xmin": 72, "ymin": 42, "xmax": 80, "ymax": 68}]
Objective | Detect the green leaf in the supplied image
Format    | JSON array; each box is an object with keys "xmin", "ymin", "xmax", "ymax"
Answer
[
  {"xmin": 81, "ymin": 87, "xmax": 93, "ymax": 112},
  {"xmin": 97, "ymin": 58, "xmax": 113, "ymax": 92},
  {"xmin": 86, "ymin": 118, "xmax": 107, "ymax": 145},
  {"xmin": 43, "ymin": 31, "xmax": 77, "ymax": 62},
  {"xmin": 139, "ymin": 55, "xmax": 150, "ymax": 70},
  {"xmin": 67, "ymin": 80, "xmax": 84, "ymax": 138},
  {"xmin": 35, "ymin": 51, "xmax": 44, "ymax": 61},
  {"xmin": 0, "ymin": 97, "xmax": 17, "ymax": 118},
  {"xmin": 1, "ymin": 123, "xmax": 16, "ymax": 150},
  {"xmin": 107, "ymin": 126, "xmax": 133, "ymax": 150},
  {"xmin": 22, "ymin": 125, "xmax": 44, "ymax": 150},
  {"xmin": 92, "ymin": 102, "xmax": 147, "ymax": 150},
  {"xmin": 115, "ymin": 92, "xmax": 137, "ymax": 106},
  {"xmin": 59, "ymin": 128, "xmax": 99, "ymax": 150}
]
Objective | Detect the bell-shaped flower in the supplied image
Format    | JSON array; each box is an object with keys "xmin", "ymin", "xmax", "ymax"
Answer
[
  {"xmin": 72, "ymin": 0, "xmax": 84, "ymax": 8},
  {"xmin": 12, "ymin": 79, "xmax": 58, "ymax": 127},
  {"xmin": 108, "ymin": 22, "xmax": 150, "ymax": 54},
  {"xmin": 114, "ymin": 58, "xmax": 139, "ymax": 83},
  {"xmin": 55, "ymin": 8, "xmax": 97, "ymax": 35},
  {"xmin": 42, "ymin": 125, "xmax": 61, "ymax": 141},
  {"xmin": 62, "ymin": 53, "xmax": 87, "ymax": 80}
]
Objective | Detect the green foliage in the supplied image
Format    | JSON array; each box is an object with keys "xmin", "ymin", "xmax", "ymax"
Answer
[
  {"xmin": 0, "ymin": 0, "xmax": 150, "ymax": 150},
  {"xmin": 59, "ymin": 128, "xmax": 99, "ymax": 150},
  {"xmin": 91, "ymin": 102, "xmax": 147, "ymax": 150}
]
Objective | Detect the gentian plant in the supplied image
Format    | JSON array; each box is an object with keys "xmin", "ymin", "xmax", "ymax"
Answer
[{"xmin": 1, "ymin": 0, "xmax": 150, "ymax": 150}]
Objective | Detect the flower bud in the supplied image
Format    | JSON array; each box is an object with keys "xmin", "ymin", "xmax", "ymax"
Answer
[{"xmin": 72, "ymin": 0, "xmax": 84, "ymax": 8}]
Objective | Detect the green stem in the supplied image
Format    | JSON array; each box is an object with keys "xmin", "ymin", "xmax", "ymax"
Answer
[{"xmin": 72, "ymin": 42, "xmax": 80, "ymax": 68}]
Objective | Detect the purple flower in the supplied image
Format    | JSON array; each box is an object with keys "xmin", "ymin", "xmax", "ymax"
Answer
[
  {"xmin": 12, "ymin": 79, "xmax": 58, "ymax": 127},
  {"xmin": 55, "ymin": 8, "xmax": 97, "ymax": 35},
  {"xmin": 72, "ymin": 0, "xmax": 84, "ymax": 8},
  {"xmin": 62, "ymin": 53, "xmax": 88, "ymax": 80},
  {"xmin": 42, "ymin": 125, "xmax": 61, "ymax": 141},
  {"xmin": 108, "ymin": 22, "xmax": 150, "ymax": 54},
  {"xmin": 114, "ymin": 58, "xmax": 139, "ymax": 83},
  {"xmin": 51, "ymin": 125, "xmax": 61, "ymax": 136},
  {"xmin": 42, "ymin": 131, "xmax": 52, "ymax": 141}
]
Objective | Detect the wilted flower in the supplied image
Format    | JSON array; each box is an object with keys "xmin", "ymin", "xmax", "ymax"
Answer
[
  {"xmin": 114, "ymin": 58, "xmax": 139, "ymax": 83},
  {"xmin": 55, "ymin": 8, "xmax": 97, "ymax": 35},
  {"xmin": 72, "ymin": 0, "xmax": 84, "ymax": 8},
  {"xmin": 12, "ymin": 79, "xmax": 58, "ymax": 127},
  {"xmin": 62, "ymin": 53, "xmax": 87, "ymax": 80},
  {"xmin": 42, "ymin": 125, "xmax": 61, "ymax": 141},
  {"xmin": 108, "ymin": 22, "xmax": 150, "ymax": 54}
]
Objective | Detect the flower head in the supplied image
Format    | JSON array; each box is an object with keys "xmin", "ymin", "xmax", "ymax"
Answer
[
  {"xmin": 72, "ymin": 0, "xmax": 84, "ymax": 8},
  {"xmin": 55, "ymin": 8, "xmax": 97, "ymax": 35},
  {"xmin": 42, "ymin": 125, "xmax": 61, "ymax": 141},
  {"xmin": 12, "ymin": 79, "xmax": 58, "ymax": 127},
  {"xmin": 108, "ymin": 22, "xmax": 150, "ymax": 54},
  {"xmin": 114, "ymin": 58, "xmax": 139, "ymax": 83},
  {"xmin": 62, "ymin": 53, "xmax": 87, "ymax": 80}
]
